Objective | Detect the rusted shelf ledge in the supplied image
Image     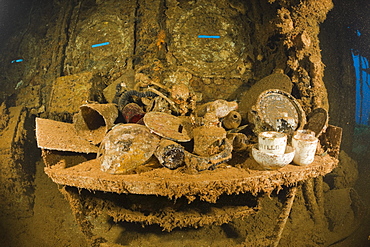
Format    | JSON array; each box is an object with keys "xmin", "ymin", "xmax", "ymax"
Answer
[{"xmin": 44, "ymin": 154, "xmax": 338, "ymax": 203}]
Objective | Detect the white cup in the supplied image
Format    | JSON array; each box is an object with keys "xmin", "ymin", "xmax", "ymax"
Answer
[
  {"xmin": 292, "ymin": 130, "xmax": 318, "ymax": 166},
  {"xmin": 258, "ymin": 131, "xmax": 287, "ymax": 155}
]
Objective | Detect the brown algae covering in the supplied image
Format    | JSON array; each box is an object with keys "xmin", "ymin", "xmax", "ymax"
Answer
[
  {"xmin": 89, "ymin": 191, "xmax": 259, "ymax": 231},
  {"xmin": 1, "ymin": 0, "xmax": 367, "ymax": 246},
  {"xmin": 36, "ymin": 117, "xmax": 99, "ymax": 154},
  {"xmin": 44, "ymin": 154, "xmax": 338, "ymax": 203},
  {"xmin": 60, "ymin": 185, "xmax": 260, "ymax": 234}
]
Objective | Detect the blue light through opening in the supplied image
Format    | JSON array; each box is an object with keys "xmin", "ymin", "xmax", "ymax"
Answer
[
  {"xmin": 91, "ymin": 42, "xmax": 110, "ymax": 48},
  {"xmin": 11, "ymin": 59, "xmax": 23, "ymax": 63},
  {"xmin": 198, "ymin": 35, "xmax": 220, "ymax": 39},
  {"xmin": 352, "ymin": 50, "xmax": 370, "ymax": 125}
]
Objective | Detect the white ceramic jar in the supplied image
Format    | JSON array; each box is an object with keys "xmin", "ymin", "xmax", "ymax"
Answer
[
  {"xmin": 292, "ymin": 130, "xmax": 318, "ymax": 166},
  {"xmin": 258, "ymin": 131, "xmax": 287, "ymax": 155}
]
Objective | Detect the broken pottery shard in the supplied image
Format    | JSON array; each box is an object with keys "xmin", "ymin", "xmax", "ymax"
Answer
[
  {"xmin": 35, "ymin": 117, "xmax": 99, "ymax": 153},
  {"xmin": 143, "ymin": 112, "xmax": 191, "ymax": 142},
  {"xmin": 98, "ymin": 124, "xmax": 160, "ymax": 175}
]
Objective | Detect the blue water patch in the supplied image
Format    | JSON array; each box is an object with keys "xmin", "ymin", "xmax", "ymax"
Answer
[
  {"xmin": 352, "ymin": 50, "xmax": 370, "ymax": 125},
  {"xmin": 11, "ymin": 59, "xmax": 23, "ymax": 63},
  {"xmin": 198, "ymin": 35, "xmax": 220, "ymax": 39},
  {"xmin": 91, "ymin": 42, "xmax": 110, "ymax": 48}
]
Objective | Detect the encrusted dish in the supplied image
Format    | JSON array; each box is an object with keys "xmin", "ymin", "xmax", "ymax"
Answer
[{"xmin": 252, "ymin": 145, "xmax": 295, "ymax": 170}]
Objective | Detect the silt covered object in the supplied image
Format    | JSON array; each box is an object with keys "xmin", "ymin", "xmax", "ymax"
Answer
[{"xmin": 98, "ymin": 124, "xmax": 160, "ymax": 174}]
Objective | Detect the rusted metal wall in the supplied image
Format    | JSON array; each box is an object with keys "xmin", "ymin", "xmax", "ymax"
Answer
[{"xmin": 0, "ymin": 0, "xmax": 334, "ymax": 218}]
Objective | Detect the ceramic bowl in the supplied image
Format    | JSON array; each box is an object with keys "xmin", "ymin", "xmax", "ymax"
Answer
[{"xmin": 252, "ymin": 145, "xmax": 295, "ymax": 170}]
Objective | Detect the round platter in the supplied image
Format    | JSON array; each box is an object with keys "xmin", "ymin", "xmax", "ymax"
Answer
[
  {"xmin": 254, "ymin": 89, "xmax": 306, "ymax": 133},
  {"xmin": 143, "ymin": 112, "xmax": 191, "ymax": 142}
]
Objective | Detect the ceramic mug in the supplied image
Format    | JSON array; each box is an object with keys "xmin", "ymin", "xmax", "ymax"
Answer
[
  {"xmin": 258, "ymin": 131, "xmax": 287, "ymax": 155},
  {"xmin": 292, "ymin": 130, "xmax": 318, "ymax": 166}
]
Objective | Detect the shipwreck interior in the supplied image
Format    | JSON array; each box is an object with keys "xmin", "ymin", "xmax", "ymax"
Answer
[{"xmin": 0, "ymin": 0, "xmax": 369, "ymax": 246}]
